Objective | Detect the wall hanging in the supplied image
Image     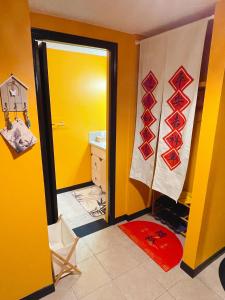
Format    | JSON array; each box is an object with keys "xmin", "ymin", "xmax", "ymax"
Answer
[
  {"xmin": 0, "ymin": 75, "xmax": 37, "ymax": 153},
  {"xmin": 130, "ymin": 33, "xmax": 166, "ymax": 187},
  {"xmin": 130, "ymin": 18, "xmax": 208, "ymax": 201},
  {"xmin": 0, "ymin": 119, "xmax": 37, "ymax": 153}
]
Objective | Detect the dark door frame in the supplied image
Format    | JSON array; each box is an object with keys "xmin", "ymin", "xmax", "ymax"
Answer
[{"xmin": 31, "ymin": 28, "xmax": 118, "ymax": 225}]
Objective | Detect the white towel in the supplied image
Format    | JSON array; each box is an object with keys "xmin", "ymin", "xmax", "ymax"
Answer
[
  {"xmin": 152, "ymin": 19, "xmax": 208, "ymax": 201},
  {"xmin": 130, "ymin": 33, "xmax": 167, "ymax": 186}
]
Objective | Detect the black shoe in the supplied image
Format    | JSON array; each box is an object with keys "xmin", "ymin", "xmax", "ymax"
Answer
[
  {"xmin": 156, "ymin": 209, "xmax": 187, "ymax": 234},
  {"xmin": 155, "ymin": 209, "xmax": 171, "ymax": 225},
  {"xmin": 168, "ymin": 215, "xmax": 187, "ymax": 234},
  {"xmin": 173, "ymin": 203, "xmax": 189, "ymax": 218},
  {"xmin": 155, "ymin": 195, "xmax": 176, "ymax": 210},
  {"xmin": 156, "ymin": 195, "xmax": 189, "ymax": 218}
]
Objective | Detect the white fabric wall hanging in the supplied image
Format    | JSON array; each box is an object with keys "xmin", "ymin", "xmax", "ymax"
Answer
[
  {"xmin": 0, "ymin": 119, "xmax": 37, "ymax": 153},
  {"xmin": 152, "ymin": 19, "xmax": 208, "ymax": 201},
  {"xmin": 130, "ymin": 34, "xmax": 167, "ymax": 186}
]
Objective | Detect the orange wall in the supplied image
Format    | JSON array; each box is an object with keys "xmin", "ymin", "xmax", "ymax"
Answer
[
  {"xmin": 0, "ymin": 5, "xmax": 223, "ymax": 299},
  {"xmin": 0, "ymin": 1, "xmax": 52, "ymax": 299},
  {"xmin": 31, "ymin": 12, "xmax": 149, "ymax": 217},
  {"xmin": 47, "ymin": 48, "xmax": 107, "ymax": 189},
  {"xmin": 1, "ymin": 3, "xmax": 224, "ymax": 299},
  {"xmin": 184, "ymin": 0, "xmax": 225, "ymax": 268}
]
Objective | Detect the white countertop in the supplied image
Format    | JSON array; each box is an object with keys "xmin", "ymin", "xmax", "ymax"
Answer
[{"xmin": 90, "ymin": 141, "xmax": 106, "ymax": 150}]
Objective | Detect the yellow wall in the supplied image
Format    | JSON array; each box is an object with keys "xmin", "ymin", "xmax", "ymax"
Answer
[
  {"xmin": 31, "ymin": 12, "xmax": 149, "ymax": 217},
  {"xmin": 1, "ymin": 3, "xmax": 224, "ymax": 299},
  {"xmin": 47, "ymin": 48, "xmax": 107, "ymax": 189},
  {"xmin": 183, "ymin": 111, "xmax": 201, "ymax": 193},
  {"xmin": 0, "ymin": 1, "xmax": 53, "ymax": 299},
  {"xmin": 184, "ymin": 0, "xmax": 225, "ymax": 268},
  {"xmin": 183, "ymin": 22, "xmax": 212, "ymax": 195},
  {"xmin": 0, "ymin": 4, "xmax": 224, "ymax": 299}
]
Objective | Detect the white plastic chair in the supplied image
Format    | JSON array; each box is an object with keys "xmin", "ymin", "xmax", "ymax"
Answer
[{"xmin": 48, "ymin": 215, "xmax": 81, "ymax": 284}]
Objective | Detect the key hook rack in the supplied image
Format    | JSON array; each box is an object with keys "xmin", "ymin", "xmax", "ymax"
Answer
[{"xmin": 0, "ymin": 74, "xmax": 31, "ymax": 129}]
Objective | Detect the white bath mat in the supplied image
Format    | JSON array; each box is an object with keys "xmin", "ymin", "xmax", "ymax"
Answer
[{"xmin": 73, "ymin": 186, "xmax": 106, "ymax": 217}]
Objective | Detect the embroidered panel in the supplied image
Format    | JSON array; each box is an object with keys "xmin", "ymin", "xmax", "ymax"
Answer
[
  {"xmin": 139, "ymin": 71, "xmax": 158, "ymax": 160},
  {"xmin": 162, "ymin": 66, "xmax": 193, "ymax": 170}
]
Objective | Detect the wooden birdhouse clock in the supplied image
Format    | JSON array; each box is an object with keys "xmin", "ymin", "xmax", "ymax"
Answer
[{"xmin": 0, "ymin": 75, "xmax": 31, "ymax": 129}]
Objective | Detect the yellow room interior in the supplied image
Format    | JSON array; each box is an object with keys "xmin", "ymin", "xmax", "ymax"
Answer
[
  {"xmin": 47, "ymin": 46, "xmax": 107, "ymax": 189},
  {"xmin": 1, "ymin": 0, "xmax": 225, "ymax": 299},
  {"xmin": 45, "ymin": 42, "xmax": 109, "ymax": 228}
]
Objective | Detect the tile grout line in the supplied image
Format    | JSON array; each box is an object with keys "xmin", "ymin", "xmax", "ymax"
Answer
[
  {"xmin": 93, "ymin": 245, "xmax": 145, "ymax": 281},
  {"xmin": 81, "ymin": 226, "xmax": 133, "ymax": 257},
  {"xmin": 57, "ymin": 212, "xmax": 223, "ymax": 300},
  {"xmin": 164, "ymin": 276, "xmax": 186, "ymax": 291},
  {"xmin": 197, "ymin": 277, "xmax": 224, "ymax": 299},
  {"xmin": 71, "ymin": 259, "xmax": 111, "ymax": 300},
  {"xmin": 166, "ymin": 289, "xmax": 176, "ymax": 299},
  {"xmin": 74, "ymin": 281, "xmax": 112, "ymax": 300},
  {"xmin": 154, "ymin": 289, "xmax": 176, "ymax": 300},
  {"xmin": 71, "ymin": 287, "xmax": 79, "ymax": 300},
  {"xmin": 111, "ymin": 266, "xmax": 167, "ymax": 300},
  {"xmin": 140, "ymin": 259, "xmax": 186, "ymax": 293}
]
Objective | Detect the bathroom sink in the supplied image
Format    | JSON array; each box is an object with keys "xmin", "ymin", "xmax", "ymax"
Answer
[
  {"xmin": 90, "ymin": 140, "xmax": 106, "ymax": 150},
  {"xmin": 89, "ymin": 130, "xmax": 106, "ymax": 150},
  {"xmin": 95, "ymin": 135, "xmax": 106, "ymax": 143}
]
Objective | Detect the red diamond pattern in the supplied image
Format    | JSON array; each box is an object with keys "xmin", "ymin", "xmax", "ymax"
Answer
[
  {"xmin": 141, "ymin": 109, "xmax": 156, "ymax": 127},
  {"xmin": 162, "ymin": 66, "xmax": 193, "ymax": 170},
  {"xmin": 169, "ymin": 66, "xmax": 193, "ymax": 91},
  {"xmin": 165, "ymin": 110, "xmax": 186, "ymax": 131},
  {"xmin": 142, "ymin": 93, "xmax": 157, "ymax": 110},
  {"xmin": 139, "ymin": 142, "xmax": 154, "ymax": 160},
  {"xmin": 138, "ymin": 70, "xmax": 158, "ymax": 160},
  {"xmin": 161, "ymin": 149, "xmax": 181, "ymax": 170},
  {"xmin": 163, "ymin": 130, "xmax": 183, "ymax": 150},
  {"xmin": 140, "ymin": 127, "xmax": 155, "ymax": 143},
  {"xmin": 167, "ymin": 90, "xmax": 191, "ymax": 112},
  {"xmin": 142, "ymin": 71, "xmax": 158, "ymax": 93}
]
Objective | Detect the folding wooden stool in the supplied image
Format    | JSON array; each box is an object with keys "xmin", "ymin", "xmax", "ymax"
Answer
[{"xmin": 48, "ymin": 215, "xmax": 81, "ymax": 284}]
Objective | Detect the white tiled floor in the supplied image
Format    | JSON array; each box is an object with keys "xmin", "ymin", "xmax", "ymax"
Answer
[
  {"xmin": 57, "ymin": 190, "xmax": 104, "ymax": 229},
  {"xmin": 43, "ymin": 214, "xmax": 225, "ymax": 300}
]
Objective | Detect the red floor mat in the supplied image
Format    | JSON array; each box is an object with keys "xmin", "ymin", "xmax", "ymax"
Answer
[{"xmin": 119, "ymin": 221, "xmax": 183, "ymax": 271}]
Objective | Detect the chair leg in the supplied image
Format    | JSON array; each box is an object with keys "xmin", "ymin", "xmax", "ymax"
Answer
[
  {"xmin": 53, "ymin": 254, "xmax": 80, "ymax": 274},
  {"xmin": 51, "ymin": 242, "xmax": 81, "ymax": 284}
]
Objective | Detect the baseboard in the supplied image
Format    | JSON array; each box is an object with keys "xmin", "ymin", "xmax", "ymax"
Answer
[
  {"xmin": 180, "ymin": 245, "xmax": 225, "ymax": 278},
  {"xmin": 57, "ymin": 181, "xmax": 94, "ymax": 194},
  {"xmin": 73, "ymin": 218, "xmax": 109, "ymax": 237},
  {"xmin": 127, "ymin": 207, "xmax": 151, "ymax": 221},
  {"xmin": 113, "ymin": 214, "xmax": 127, "ymax": 224},
  {"xmin": 180, "ymin": 262, "xmax": 196, "ymax": 278},
  {"xmin": 113, "ymin": 207, "xmax": 151, "ymax": 224},
  {"xmin": 21, "ymin": 284, "xmax": 55, "ymax": 300}
]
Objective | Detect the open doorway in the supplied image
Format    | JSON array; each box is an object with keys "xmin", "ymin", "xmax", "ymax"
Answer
[
  {"xmin": 48, "ymin": 41, "xmax": 108, "ymax": 229},
  {"xmin": 32, "ymin": 29, "xmax": 117, "ymax": 231}
]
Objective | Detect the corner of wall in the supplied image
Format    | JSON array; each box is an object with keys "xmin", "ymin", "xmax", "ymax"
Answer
[
  {"xmin": 0, "ymin": 1, "xmax": 53, "ymax": 298},
  {"xmin": 183, "ymin": 0, "xmax": 225, "ymax": 269}
]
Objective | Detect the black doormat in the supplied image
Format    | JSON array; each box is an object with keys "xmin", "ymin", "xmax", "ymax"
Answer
[
  {"xmin": 219, "ymin": 257, "xmax": 225, "ymax": 291},
  {"xmin": 73, "ymin": 218, "xmax": 109, "ymax": 238}
]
